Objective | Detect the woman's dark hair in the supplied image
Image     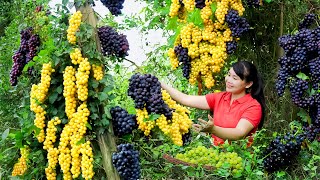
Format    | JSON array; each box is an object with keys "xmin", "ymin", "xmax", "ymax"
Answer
[{"xmin": 232, "ymin": 61, "xmax": 266, "ymax": 129}]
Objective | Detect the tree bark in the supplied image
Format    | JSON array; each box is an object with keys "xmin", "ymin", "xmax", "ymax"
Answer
[{"xmin": 76, "ymin": 4, "xmax": 120, "ymax": 180}]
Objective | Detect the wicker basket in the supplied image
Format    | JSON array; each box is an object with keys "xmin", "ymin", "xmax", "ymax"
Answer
[{"xmin": 163, "ymin": 154, "xmax": 215, "ymax": 171}]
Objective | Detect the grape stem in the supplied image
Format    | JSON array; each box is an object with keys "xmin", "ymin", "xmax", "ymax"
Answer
[{"xmin": 124, "ymin": 57, "xmax": 140, "ymax": 68}]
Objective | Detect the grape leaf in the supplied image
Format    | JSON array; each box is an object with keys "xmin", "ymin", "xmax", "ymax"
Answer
[
  {"xmin": 49, "ymin": 92, "xmax": 58, "ymax": 104},
  {"xmin": 296, "ymin": 72, "xmax": 309, "ymax": 80},
  {"xmin": 2, "ymin": 128, "xmax": 9, "ymax": 141},
  {"xmin": 149, "ymin": 113, "xmax": 161, "ymax": 121}
]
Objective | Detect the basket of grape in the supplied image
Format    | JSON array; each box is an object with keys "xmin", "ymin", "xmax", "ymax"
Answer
[{"xmin": 163, "ymin": 145, "xmax": 244, "ymax": 174}]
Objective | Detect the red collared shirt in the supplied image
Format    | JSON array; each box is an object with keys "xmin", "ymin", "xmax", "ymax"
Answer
[{"xmin": 205, "ymin": 92, "xmax": 262, "ymax": 146}]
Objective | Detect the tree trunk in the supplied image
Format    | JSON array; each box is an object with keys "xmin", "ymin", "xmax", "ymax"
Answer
[{"xmin": 77, "ymin": 4, "xmax": 120, "ymax": 180}]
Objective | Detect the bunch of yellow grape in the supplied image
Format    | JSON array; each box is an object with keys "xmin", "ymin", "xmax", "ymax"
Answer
[
  {"xmin": 168, "ymin": 0, "xmax": 245, "ymax": 88},
  {"xmin": 30, "ymin": 63, "xmax": 55, "ymax": 142},
  {"xmin": 45, "ymin": 148, "xmax": 59, "ymax": 180},
  {"xmin": 70, "ymin": 48, "xmax": 84, "ymax": 65},
  {"xmin": 58, "ymin": 102, "xmax": 92, "ymax": 179},
  {"xmin": 56, "ymin": 46, "xmax": 95, "ymax": 179},
  {"xmin": 43, "ymin": 117, "xmax": 61, "ymax": 179},
  {"xmin": 67, "ymin": 11, "xmax": 82, "ymax": 44},
  {"xmin": 80, "ymin": 141, "xmax": 95, "ymax": 179},
  {"xmin": 12, "ymin": 146, "xmax": 29, "ymax": 176},
  {"xmin": 44, "ymin": 117, "xmax": 61, "ymax": 150},
  {"xmin": 175, "ymin": 145, "xmax": 244, "ymax": 175},
  {"xmin": 63, "ymin": 66, "xmax": 77, "ymax": 119},
  {"xmin": 92, "ymin": 64, "xmax": 104, "ymax": 81},
  {"xmin": 157, "ymin": 90, "xmax": 193, "ymax": 146},
  {"xmin": 76, "ymin": 58, "xmax": 91, "ymax": 101},
  {"xmin": 135, "ymin": 90, "xmax": 192, "ymax": 146},
  {"xmin": 136, "ymin": 108, "xmax": 156, "ymax": 136}
]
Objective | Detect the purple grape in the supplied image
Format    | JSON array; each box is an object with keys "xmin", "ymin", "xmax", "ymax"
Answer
[
  {"xmin": 98, "ymin": 26, "xmax": 129, "ymax": 58},
  {"xmin": 100, "ymin": 0, "xmax": 125, "ymax": 16}
]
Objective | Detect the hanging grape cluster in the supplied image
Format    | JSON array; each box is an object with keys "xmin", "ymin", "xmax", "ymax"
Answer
[
  {"xmin": 128, "ymin": 74, "xmax": 172, "ymax": 118},
  {"xmin": 30, "ymin": 63, "xmax": 55, "ymax": 143},
  {"xmin": 276, "ymin": 13, "xmax": 320, "ymax": 141},
  {"xmin": 98, "ymin": 26, "xmax": 129, "ymax": 58},
  {"xmin": 128, "ymin": 74, "xmax": 192, "ymax": 146},
  {"xmin": 263, "ymin": 132, "xmax": 305, "ymax": 172},
  {"xmin": 225, "ymin": 9, "xmax": 250, "ymax": 38},
  {"xmin": 112, "ymin": 144, "xmax": 141, "ymax": 180},
  {"xmin": 100, "ymin": 0, "xmax": 125, "ymax": 16},
  {"xmin": 11, "ymin": 146, "xmax": 30, "ymax": 176},
  {"xmin": 67, "ymin": 11, "xmax": 82, "ymax": 44},
  {"xmin": 10, "ymin": 27, "xmax": 40, "ymax": 86},
  {"xmin": 168, "ymin": 0, "xmax": 248, "ymax": 88},
  {"xmin": 110, "ymin": 106, "xmax": 137, "ymax": 136}
]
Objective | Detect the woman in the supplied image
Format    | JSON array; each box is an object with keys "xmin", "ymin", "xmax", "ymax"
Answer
[{"xmin": 161, "ymin": 61, "xmax": 265, "ymax": 146}]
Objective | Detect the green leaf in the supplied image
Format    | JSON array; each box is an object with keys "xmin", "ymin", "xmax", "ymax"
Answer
[
  {"xmin": 276, "ymin": 171, "xmax": 286, "ymax": 177},
  {"xmin": 23, "ymin": 61, "xmax": 35, "ymax": 72},
  {"xmin": 91, "ymin": 80, "xmax": 99, "ymax": 88},
  {"xmin": 98, "ymin": 92, "xmax": 108, "ymax": 101},
  {"xmin": 62, "ymin": 0, "xmax": 69, "ymax": 6},
  {"xmin": 51, "ymin": 107, "xmax": 58, "ymax": 116},
  {"xmin": 264, "ymin": 0, "xmax": 272, "ymax": 3},
  {"xmin": 56, "ymin": 85, "xmax": 63, "ymax": 94},
  {"xmin": 297, "ymin": 109, "xmax": 310, "ymax": 123},
  {"xmin": 127, "ymin": 106, "xmax": 136, "ymax": 114},
  {"xmin": 86, "ymin": 123, "xmax": 92, "ymax": 130},
  {"xmin": 2, "ymin": 128, "xmax": 10, "ymax": 141},
  {"xmin": 149, "ymin": 113, "xmax": 160, "ymax": 121},
  {"xmin": 187, "ymin": 9, "xmax": 204, "ymax": 28},
  {"xmin": 255, "ymin": 171, "xmax": 264, "ymax": 176},
  {"xmin": 210, "ymin": 2, "xmax": 217, "ymax": 13},
  {"xmin": 103, "ymin": 85, "xmax": 113, "ymax": 93},
  {"xmin": 168, "ymin": 27, "xmax": 181, "ymax": 47},
  {"xmin": 167, "ymin": 17, "xmax": 178, "ymax": 30},
  {"xmin": 104, "ymin": 107, "xmax": 112, "ymax": 119},
  {"xmin": 101, "ymin": 117, "xmax": 110, "ymax": 127},
  {"xmin": 90, "ymin": 113, "xmax": 99, "ymax": 120},
  {"xmin": 49, "ymin": 92, "xmax": 58, "ymax": 104},
  {"xmin": 15, "ymin": 132, "xmax": 23, "ymax": 148},
  {"xmin": 296, "ymin": 72, "xmax": 309, "ymax": 80},
  {"xmin": 76, "ymin": 138, "xmax": 85, "ymax": 145}
]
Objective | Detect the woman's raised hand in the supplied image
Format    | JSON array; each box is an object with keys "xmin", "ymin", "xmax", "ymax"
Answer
[{"xmin": 192, "ymin": 114, "xmax": 214, "ymax": 133}]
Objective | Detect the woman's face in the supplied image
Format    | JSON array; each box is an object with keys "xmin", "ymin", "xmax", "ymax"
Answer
[{"xmin": 225, "ymin": 68, "xmax": 251, "ymax": 94}]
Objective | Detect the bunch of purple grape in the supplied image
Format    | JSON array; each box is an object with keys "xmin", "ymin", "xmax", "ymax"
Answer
[
  {"xmin": 276, "ymin": 13, "xmax": 320, "ymax": 144},
  {"xmin": 195, "ymin": 0, "xmax": 205, "ymax": 9},
  {"xmin": 128, "ymin": 74, "xmax": 173, "ymax": 119},
  {"xmin": 226, "ymin": 41, "xmax": 237, "ymax": 54},
  {"xmin": 110, "ymin": 106, "xmax": 137, "ymax": 136},
  {"xmin": 225, "ymin": 9, "xmax": 250, "ymax": 38},
  {"xmin": 112, "ymin": 143, "xmax": 140, "ymax": 180},
  {"xmin": 100, "ymin": 0, "xmax": 125, "ymax": 16},
  {"xmin": 174, "ymin": 45, "xmax": 191, "ymax": 79},
  {"xmin": 263, "ymin": 132, "xmax": 305, "ymax": 172},
  {"xmin": 276, "ymin": 14, "xmax": 319, "ymax": 97},
  {"xmin": 10, "ymin": 27, "xmax": 40, "ymax": 86},
  {"xmin": 98, "ymin": 26, "xmax": 129, "ymax": 58}
]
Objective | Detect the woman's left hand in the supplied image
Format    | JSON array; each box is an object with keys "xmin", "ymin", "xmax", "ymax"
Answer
[{"xmin": 192, "ymin": 114, "xmax": 214, "ymax": 133}]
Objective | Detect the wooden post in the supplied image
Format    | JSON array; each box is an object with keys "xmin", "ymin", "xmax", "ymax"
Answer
[
  {"xmin": 77, "ymin": 4, "xmax": 120, "ymax": 180},
  {"xmin": 197, "ymin": 75, "xmax": 202, "ymax": 95}
]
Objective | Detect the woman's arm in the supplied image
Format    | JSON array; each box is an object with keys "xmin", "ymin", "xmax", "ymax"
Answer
[
  {"xmin": 161, "ymin": 82, "xmax": 210, "ymax": 110},
  {"xmin": 211, "ymin": 119, "xmax": 254, "ymax": 140}
]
